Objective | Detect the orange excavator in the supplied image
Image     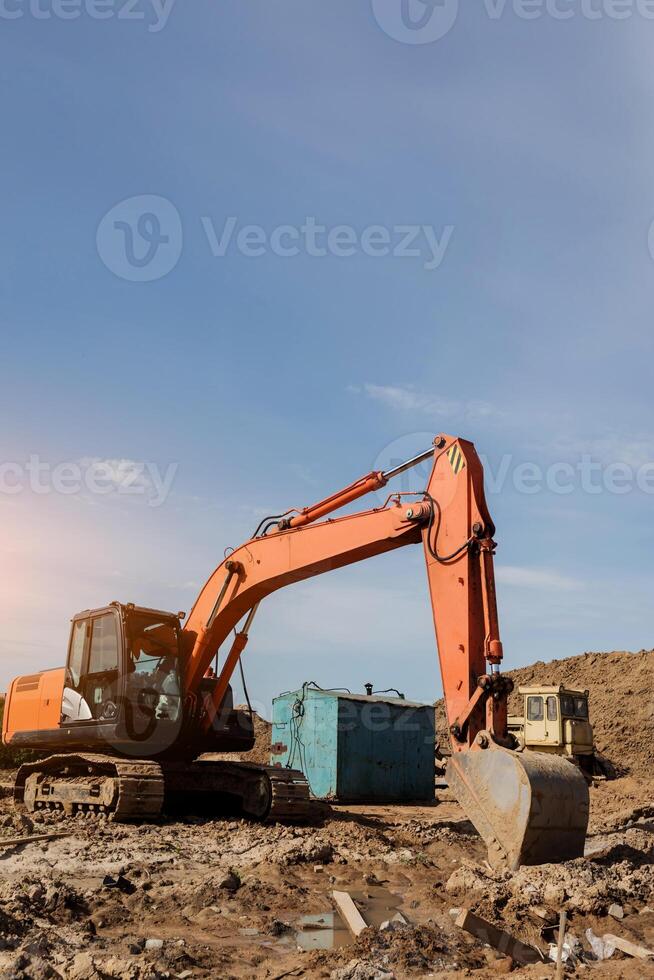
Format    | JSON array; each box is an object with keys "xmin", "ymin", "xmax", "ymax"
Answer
[{"xmin": 2, "ymin": 435, "xmax": 589, "ymax": 869}]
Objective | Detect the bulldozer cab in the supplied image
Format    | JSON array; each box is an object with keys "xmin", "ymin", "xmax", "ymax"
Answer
[
  {"xmin": 517, "ymin": 685, "xmax": 593, "ymax": 756},
  {"xmin": 62, "ymin": 603, "xmax": 184, "ymax": 752}
]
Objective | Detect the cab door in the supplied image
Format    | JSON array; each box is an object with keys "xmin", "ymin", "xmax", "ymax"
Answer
[
  {"xmin": 61, "ymin": 618, "xmax": 92, "ymax": 723},
  {"xmin": 525, "ymin": 694, "xmax": 561, "ymax": 747},
  {"xmin": 525, "ymin": 695, "xmax": 547, "ymax": 744},
  {"xmin": 62, "ymin": 610, "xmax": 122, "ymax": 724}
]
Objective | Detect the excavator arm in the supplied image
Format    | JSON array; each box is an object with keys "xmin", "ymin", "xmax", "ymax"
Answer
[{"xmin": 182, "ymin": 435, "xmax": 589, "ymax": 869}]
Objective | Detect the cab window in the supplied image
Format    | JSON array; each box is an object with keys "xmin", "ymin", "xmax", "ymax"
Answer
[
  {"xmin": 560, "ymin": 695, "xmax": 574, "ymax": 716},
  {"xmin": 88, "ymin": 614, "xmax": 119, "ymax": 673},
  {"xmin": 527, "ymin": 696, "xmax": 544, "ymax": 721},
  {"xmin": 547, "ymin": 696, "xmax": 558, "ymax": 721},
  {"xmin": 68, "ymin": 619, "xmax": 87, "ymax": 688},
  {"xmin": 574, "ymin": 697, "xmax": 588, "ymax": 719}
]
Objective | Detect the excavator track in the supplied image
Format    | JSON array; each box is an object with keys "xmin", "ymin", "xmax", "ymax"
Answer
[
  {"xmin": 163, "ymin": 759, "xmax": 323, "ymax": 823},
  {"xmin": 15, "ymin": 754, "xmax": 165, "ymax": 821},
  {"xmin": 14, "ymin": 755, "xmax": 322, "ymax": 824}
]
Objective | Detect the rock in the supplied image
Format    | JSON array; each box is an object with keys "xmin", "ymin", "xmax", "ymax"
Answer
[
  {"xmin": 491, "ymin": 955, "xmax": 514, "ymax": 974},
  {"xmin": 608, "ymin": 902, "xmax": 624, "ymax": 919},
  {"xmin": 269, "ymin": 919, "xmax": 293, "ymax": 937},
  {"xmin": 100, "ymin": 956, "xmax": 142, "ymax": 979},
  {"xmin": 17, "ymin": 814, "xmax": 34, "ymax": 835},
  {"xmin": 144, "ymin": 938, "xmax": 164, "ymax": 950},
  {"xmin": 445, "ymin": 866, "xmax": 489, "ymax": 896},
  {"xmin": 67, "ymin": 952, "xmax": 97, "ymax": 980},
  {"xmin": 543, "ymin": 883, "xmax": 566, "ymax": 906},
  {"xmin": 330, "ymin": 959, "xmax": 395, "ymax": 980},
  {"xmin": 27, "ymin": 885, "xmax": 45, "ymax": 903},
  {"xmin": 218, "ymin": 871, "xmax": 241, "ymax": 892},
  {"xmin": 15, "ymin": 954, "xmax": 59, "ymax": 980},
  {"xmin": 43, "ymin": 886, "xmax": 60, "ymax": 913}
]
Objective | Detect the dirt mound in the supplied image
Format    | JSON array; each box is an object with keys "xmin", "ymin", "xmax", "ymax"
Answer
[
  {"xmin": 235, "ymin": 705, "xmax": 272, "ymax": 766},
  {"xmin": 507, "ymin": 649, "xmax": 654, "ymax": 777},
  {"xmin": 202, "ymin": 706, "xmax": 272, "ymax": 767},
  {"xmin": 436, "ymin": 649, "xmax": 654, "ymax": 777}
]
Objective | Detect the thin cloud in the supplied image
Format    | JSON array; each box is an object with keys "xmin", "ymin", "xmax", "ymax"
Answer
[
  {"xmin": 544, "ymin": 435, "xmax": 654, "ymax": 470},
  {"xmin": 496, "ymin": 565, "xmax": 584, "ymax": 593},
  {"xmin": 349, "ymin": 383, "xmax": 501, "ymax": 423},
  {"xmin": 78, "ymin": 457, "xmax": 151, "ymax": 490}
]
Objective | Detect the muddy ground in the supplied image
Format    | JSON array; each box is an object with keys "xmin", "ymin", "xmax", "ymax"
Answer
[{"xmin": 0, "ymin": 654, "xmax": 652, "ymax": 979}]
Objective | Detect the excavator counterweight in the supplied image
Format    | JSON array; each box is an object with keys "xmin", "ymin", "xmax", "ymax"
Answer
[{"xmin": 2, "ymin": 435, "xmax": 589, "ymax": 867}]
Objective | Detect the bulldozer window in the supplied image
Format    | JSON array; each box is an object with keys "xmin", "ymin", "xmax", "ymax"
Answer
[
  {"xmin": 547, "ymin": 696, "xmax": 558, "ymax": 721},
  {"xmin": 561, "ymin": 695, "xmax": 574, "ymax": 716},
  {"xmin": 574, "ymin": 697, "xmax": 588, "ymax": 719},
  {"xmin": 527, "ymin": 696, "xmax": 544, "ymax": 721}
]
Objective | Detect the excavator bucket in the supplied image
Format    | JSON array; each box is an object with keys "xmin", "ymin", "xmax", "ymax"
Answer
[{"xmin": 447, "ymin": 740, "xmax": 590, "ymax": 870}]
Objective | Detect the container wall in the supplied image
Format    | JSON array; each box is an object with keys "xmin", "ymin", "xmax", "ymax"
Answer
[
  {"xmin": 336, "ymin": 698, "xmax": 435, "ymax": 802},
  {"xmin": 272, "ymin": 688, "xmax": 435, "ymax": 803},
  {"xmin": 271, "ymin": 690, "xmax": 339, "ymax": 798}
]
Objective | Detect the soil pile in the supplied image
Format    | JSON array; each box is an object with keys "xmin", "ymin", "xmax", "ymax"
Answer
[
  {"xmin": 507, "ymin": 649, "xmax": 654, "ymax": 776},
  {"xmin": 235, "ymin": 705, "xmax": 272, "ymax": 766},
  {"xmin": 202, "ymin": 707, "xmax": 272, "ymax": 767}
]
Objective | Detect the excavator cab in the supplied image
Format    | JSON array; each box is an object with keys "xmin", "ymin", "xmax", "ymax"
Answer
[
  {"xmin": 61, "ymin": 603, "xmax": 184, "ymax": 754},
  {"xmin": 3, "ymin": 603, "xmax": 186, "ymax": 759}
]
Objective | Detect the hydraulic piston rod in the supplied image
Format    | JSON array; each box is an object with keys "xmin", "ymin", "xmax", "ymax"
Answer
[{"xmin": 279, "ymin": 439, "xmax": 443, "ymax": 531}]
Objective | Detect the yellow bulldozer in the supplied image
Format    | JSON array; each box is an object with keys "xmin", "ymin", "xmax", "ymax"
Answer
[{"xmin": 507, "ymin": 685, "xmax": 610, "ymax": 780}]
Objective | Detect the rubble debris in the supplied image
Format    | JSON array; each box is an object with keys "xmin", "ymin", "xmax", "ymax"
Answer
[
  {"xmin": 602, "ymin": 932, "xmax": 654, "ymax": 959},
  {"xmin": 608, "ymin": 901, "xmax": 624, "ymax": 919},
  {"xmin": 586, "ymin": 928, "xmax": 616, "ymax": 960},
  {"xmin": 0, "ymin": 831, "xmax": 71, "ymax": 848},
  {"xmin": 330, "ymin": 960, "xmax": 395, "ymax": 980},
  {"xmin": 454, "ymin": 907, "xmax": 545, "ymax": 966},
  {"xmin": 332, "ymin": 890, "xmax": 368, "ymax": 937},
  {"xmin": 553, "ymin": 909, "xmax": 568, "ymax": 979}
]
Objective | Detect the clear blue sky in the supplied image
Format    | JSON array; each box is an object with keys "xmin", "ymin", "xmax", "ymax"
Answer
[{"xmin": 2, "ymin": 2, "xmax": 653, "ymax": 714}]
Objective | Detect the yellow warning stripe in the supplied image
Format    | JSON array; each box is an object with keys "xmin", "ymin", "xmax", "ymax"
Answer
[{"xmin": 446, "ymin": 444, "xmax": 465, "ymax": 475}]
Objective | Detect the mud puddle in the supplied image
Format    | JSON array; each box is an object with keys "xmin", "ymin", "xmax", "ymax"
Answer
[{"xmin": 295, "ymin": 885, "xmax": 403, "ymax": 951}]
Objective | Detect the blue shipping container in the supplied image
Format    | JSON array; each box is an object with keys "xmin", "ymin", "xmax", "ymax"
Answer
[{"xmin": 271, "ymin": 686, "xmax": 435, "ymax": 802}]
